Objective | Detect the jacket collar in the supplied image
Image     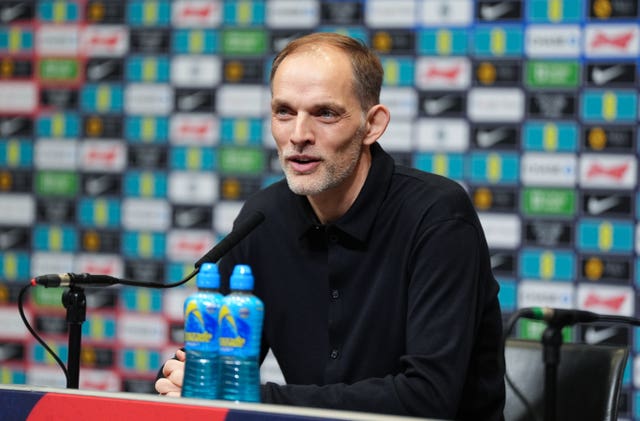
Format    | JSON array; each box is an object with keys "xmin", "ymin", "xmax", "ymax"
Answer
[{"xmin": 292, "ymin": 143, "xmax": 394, "ymax": 247}]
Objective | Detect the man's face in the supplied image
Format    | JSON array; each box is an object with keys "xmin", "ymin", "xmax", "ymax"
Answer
[{"xmin": 270, "ymin": 46, "xmax": 367, "ymax": 197}]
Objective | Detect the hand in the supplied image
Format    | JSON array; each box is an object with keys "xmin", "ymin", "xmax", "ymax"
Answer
[{"xmin": 155, "ymin": 349, "xmax": 186, "ymax": 397}]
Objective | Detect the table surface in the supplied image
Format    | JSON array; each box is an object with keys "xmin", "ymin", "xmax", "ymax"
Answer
[{"xmin": 0, "ymin": 383, "xmax": 437, "ymax": 421}]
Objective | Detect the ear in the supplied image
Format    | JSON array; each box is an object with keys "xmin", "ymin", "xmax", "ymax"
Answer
[{"xmin": 362, "ymin": 104, "xmax": 391, "ymax": 146}]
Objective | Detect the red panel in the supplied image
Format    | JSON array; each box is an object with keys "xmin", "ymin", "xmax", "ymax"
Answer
[{"xmin": 27, "ymin": 393, "xmax": 229, "ymax": 420}]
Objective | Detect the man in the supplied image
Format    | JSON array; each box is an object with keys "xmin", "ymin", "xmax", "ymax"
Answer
[{"xmin": 156, "ymin": 32, "xmax": 505, "ymax": 420}]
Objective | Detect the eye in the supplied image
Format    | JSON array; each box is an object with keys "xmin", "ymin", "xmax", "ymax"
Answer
[
  {"xmin": 273, "ymin": 106, "xmax": 293, "ymax": 118},
  {"xmin": 317, "ymin": 108, "xmax": 338, "ymax": 119}
]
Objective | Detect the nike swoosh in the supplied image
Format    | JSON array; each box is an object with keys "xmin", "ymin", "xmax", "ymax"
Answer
[
  {"xmin": 0, "ymin": 118, "xmax": 22, "ymax": 136},
  {"xmin": 423, "ymin": 96, "xmax": 456, "ymax": 116},
  {"xmin": 477, "ymin": 128, "xmax": 508, "ymax": 148},
  {"xmin": 1, "ymin": 3, "xmax": 25, "ymax": 23},
  {"xmin": 42, "ymin": 89, "xmax": 75, "ymax": 108},
  {"xmin": 587, "ymin": 196, "xmax": 620, "ymax": 215},
  {"xmin": 424, "ymin": 96, "xmax": 456, "ymax": 115},
  {"xmin": 86, "ymin": 175, "xmax": 112, "ymax": 195},
  {"xmin": 86, "ymin": 291, "xmax": 113, "ymax": 308},
  {"xmin": 592, "ymin": 65, "xmax": 624, "ymax": 85},
  {"xmin": 87, "ymin": 60, "xmax": 116, "ymax": 81},
  {"xmin": 490, "ymin": 254, "xmax": 507, "ymax": 269},
  {"xmin": 0, "ymin": 344, "xmax": 21, "ymax": 361},
  {"xmin": 584, "ymin": 326, "xmax": 618, "ymax": 344},
  {"xmin": 0, "ymin": 229, "xmax": 22, "ymax": 250},
  {"xmin": 480, "ymin": 2, "xmax": 511, "ymax": 21},
  {"xmin": 175, "ymin": 208, "xmax": 203, "ymax": 227},
  {"xmin": 179, "ymin": 92, "xmax": 207, "ymax": 110}
]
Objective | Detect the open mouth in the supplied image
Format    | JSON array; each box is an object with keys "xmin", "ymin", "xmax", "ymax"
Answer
[
  {"xmin": 290, "ymin": 156, "xmax": 317, "ymax": 164},
  {"xmin": 288, "ymin": 155, "xmax": 320, "ymax": 172}
]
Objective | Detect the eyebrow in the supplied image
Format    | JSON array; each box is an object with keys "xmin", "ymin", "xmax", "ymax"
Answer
[
  {"xmin": 271, "ymin": 99, "xmax": 346, "ymax": 114},
  {"xmin": 270, "ymin": 99, "xmax": 288, "ymax": 109}
]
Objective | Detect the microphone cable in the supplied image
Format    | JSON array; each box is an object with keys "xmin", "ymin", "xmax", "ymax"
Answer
[
  {"xmin": 18, "ymin": 210, "xmax": 265, "ymax": 387},
  {"xmin": 18, "ymin": 281, "xmax": 69, "ymax": 385},
  {"xmin": 18, "ymin": 268, "xmax": 201, "ymax": 387}
]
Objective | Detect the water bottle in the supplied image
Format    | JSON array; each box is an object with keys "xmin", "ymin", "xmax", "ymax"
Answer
[
  {"xmin": 219, "ymin": 264, "xmax": 264, "ymax": 402},
  {"xmin": 181, "ymin": 263, "xmax": 224, "ymax": 399}
]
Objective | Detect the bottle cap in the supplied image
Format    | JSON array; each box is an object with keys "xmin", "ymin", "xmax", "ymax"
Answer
[
  {"xmin": 230, "ymin": 264, "xmax": 254, "ymax": 290},
  {"xmin": 196, "ymin": 263, "xmax": 220, "ymax": 289}
]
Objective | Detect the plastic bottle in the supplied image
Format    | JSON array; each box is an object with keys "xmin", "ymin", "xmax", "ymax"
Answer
[
  {"xmin": 219, "ymin": 264, "xmax": 264, "ymax": 402},
  {"xmin": 181, "ymin": 263, "xmax": 224, "ymax": 399}
]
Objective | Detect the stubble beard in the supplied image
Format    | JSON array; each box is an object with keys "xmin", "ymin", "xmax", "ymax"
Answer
[{"xmin": 280, "ymin": 127, "xmax": 366, "ymax": 197}]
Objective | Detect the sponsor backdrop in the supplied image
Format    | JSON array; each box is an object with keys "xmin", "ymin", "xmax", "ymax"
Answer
[{"xmin": 0, "ymin": 0, "xmax": 639, "ymax": 417}]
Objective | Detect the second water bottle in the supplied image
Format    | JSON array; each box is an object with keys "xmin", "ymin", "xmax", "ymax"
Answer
[{"xmin": 219, "ymin": 264, "xmax": 264, "ymax": 402}]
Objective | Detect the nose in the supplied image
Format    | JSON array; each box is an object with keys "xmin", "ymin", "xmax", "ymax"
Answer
[{"xmin": 290, "ymin": 113, "xmax": 314, "ymax": 146}]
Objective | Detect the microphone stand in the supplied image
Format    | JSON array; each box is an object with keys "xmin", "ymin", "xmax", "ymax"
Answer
[
  {"xmin": 26, "ymin": 211, "xmax": 266, "ymax": 390},
  {"xmin": 541, "ymin": 323, "xmax": 563, "ymax": 421},
  {"xmin": 62, "ymin": 285, "xmax": 86, "ymax": 389}
]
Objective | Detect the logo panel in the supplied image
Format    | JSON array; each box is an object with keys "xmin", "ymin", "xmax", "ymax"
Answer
[
  {"xmin": 580, "ymin": 154, "xmax": 637, "ymax": 189},
  {"xmin": 467, "ymin": 88, "xmax": 524, "ymax": 122},
  {"xmin": 415, "ymin": 57, "xmax": 470, "ymax": 90},
  {"xmin": 522, "ymin": 188, "xmax": 576, "ymax": 217},
  {"xmin": 520, "ymin": 249, "xmax": 575, "ymax": 281},
  {"xmin": 523, "ymin": 122, "xmax": 578, "ymax": 152},
  {"xmin": 474, "ymin": 25, "xmax": 524, "ymax": 56},
  {"xmin": 578, "ymin": 219, "xmax": 634, "ymax": 253},
  {"xmin": 577, "ymin": 284, "xmax": 634, "ymax": 316},
  {"xmin": 521, "ymin": 152, "xmax": 577, "ymax": 186},
  {"xmin": 584, "ymin": 24, "xmax": 639, "ymax": 57},
  {"xmin": 469, "ymin": 152, "xmax": 520, "ymax": 184}
]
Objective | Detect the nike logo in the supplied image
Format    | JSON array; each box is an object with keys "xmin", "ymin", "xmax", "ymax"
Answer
[
  {"xmin": 87, "ymin": 60, "xmax": 116, "ymax": 81},
  {"xmin": 175, "ymin": 208, "xmax": 204, "ymax": 227},
  {"xmin": 587, "ymin": 196, "xmax": 620, "ymax": 215},
  {"xmin": 0, "ymin": 229, "xmax": 22, "ymax": 250},
  {"xmin": 584, "ymin": 326, "xmax": 618, "ymax": 344},
  {"xmin": 42, "ymin": 89, "xmax": 75, "ymax": 108},
  {"xmin": 0, "ymin": 344, "xmax": 21, "ymax": 361},
  {"xmin": 0, "ymin": 117, "xmax": 23, "ymax": 136},
  {"xmin": 480, "ymin": 2, "xmax": 512, "ymax": 21},
  {"xmin": 85, "ymin": 175, "xmax": 113, "ymax": 196},
  {"xmin": 490, "ymin": 254, "xmax": 507, "ymax": 269},
  {"xmin": 592, "ymin": 65, "xmax": 625, "ymax": 85},
  {"xmin": 477, "ymin": 128, "xmax": 509, "ymax": 148},
  {"xmin": 423, "ymin": 96, "xmax": 456, "ymax": 116},
  {"xmin": 39, "ymin": 200, "xmax": 73, "ymax": 222},
  {"xmin": 0, "ymin": 3, "xmax": 25, "ymax": 23},
  {"xmin": 178, "ymin": 91, "xmax": 207, "ymax": 110},
  {"xmin": 86, "ymin": 291, "xmax": 114, "ymax": 309}
]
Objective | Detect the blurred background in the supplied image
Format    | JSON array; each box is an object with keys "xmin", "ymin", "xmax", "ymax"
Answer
[{"xmin": 0, "ymin": 0, "xmax": 638, "ymax": 418}]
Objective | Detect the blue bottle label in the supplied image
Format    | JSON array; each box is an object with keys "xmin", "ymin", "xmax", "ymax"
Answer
[
  {"xmin": 184, "ymin": 294, "xmax": 221, "ymax": 352},
  {"xmin": 219, "ymin": 295, "xmax": 263, "ymax": 358}
]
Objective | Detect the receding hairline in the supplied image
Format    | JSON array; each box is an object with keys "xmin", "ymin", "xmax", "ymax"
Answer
[
  {"xmin": 269, "ymin": 33, "xmax": 369, "ymax": 79},
  {"xmin": 271, "ymin": 43, "xmax": 354, "ymax": 80},
  {"xmin": 270, "ymin": 33, "xmax": 384, "ymax": 110}
]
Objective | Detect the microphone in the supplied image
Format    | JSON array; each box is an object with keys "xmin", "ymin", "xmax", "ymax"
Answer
[
  {"xmin": 519, "ymin": 307, "xmax": 600, "ymax": 326},
  {"xmin": 33, "ymin": 272, "xmax": 120, "ymax": 288},
  {"xmin": 194, "ymin": 211, "xmax": 265, "ymax": 268},
  {"xmin": 31, "ymin": 211, "xmax": 265, "ymax": 288}
]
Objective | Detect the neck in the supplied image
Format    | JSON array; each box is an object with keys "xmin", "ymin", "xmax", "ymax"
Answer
[{"xmin": 307, "ymin": 148, "xmax": 372, "ymax": 224}]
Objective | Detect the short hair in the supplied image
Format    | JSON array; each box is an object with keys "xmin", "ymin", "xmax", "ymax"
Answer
[{"xmin": 269, "ymin": 32, "xmax": 384, "ymax": 111}]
